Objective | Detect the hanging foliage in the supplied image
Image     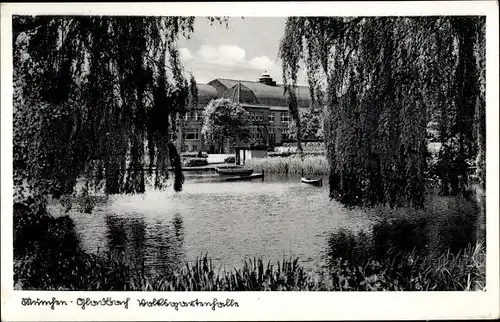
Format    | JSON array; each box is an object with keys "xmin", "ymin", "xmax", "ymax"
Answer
[
  {"xmin": 13, "ymin": 16, "xmax": 226, "ymax": 202},
  {"xmin": 279, "ymin": 16, "xmax": 485, "ymax": 208}
]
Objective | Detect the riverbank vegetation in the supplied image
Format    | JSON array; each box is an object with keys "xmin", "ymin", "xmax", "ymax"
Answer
[
  {"xmin": 182, "ymin": 158, "xmax": 209, "ymax": 167},
  {"xmin": 181, "ymin": 152, "xmax": 208, "ymax": 159}
]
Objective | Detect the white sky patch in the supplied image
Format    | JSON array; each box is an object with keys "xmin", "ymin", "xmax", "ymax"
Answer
[
  {"xmin": 178, "ymin": 47, "xmax": 193, "ymax": 61},
  {"xmin": 248, "ymin": 56, "xmax": 277, "ymax": 71},
  {"xmin": 179, "ymin": 44, "xmax": 293, "ymax": 84},
  {"xmin": 196, "ymin": 44, "xmax": 246, "ymax": 67}
]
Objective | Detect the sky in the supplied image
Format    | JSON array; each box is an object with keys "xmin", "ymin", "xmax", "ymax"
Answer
[{"xmin": 177, "ymin": 17, "xmax": 308, "ymax": 86}]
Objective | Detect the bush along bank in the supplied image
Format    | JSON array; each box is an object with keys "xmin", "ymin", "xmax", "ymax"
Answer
[
  {"xmin": 182, "ymin": 158, "xmax": 209, "ymax": 167},
  {"xmin": 13, "ymin": 198, "xmax": 485, "ymax": 291},
  {"xmin": 181, "ymin": 152, "xmax": 208, "ymax": 159},
  {"xmin": 14, "ymin": 202, "xmax": 131, "ymax": 290}
]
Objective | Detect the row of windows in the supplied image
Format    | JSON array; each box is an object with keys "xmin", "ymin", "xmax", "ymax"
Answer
[
  {"xmin": 250, "ymin": 126, "xmax": 265, "ymax": 140},
  {"xmin": 269, "ymin": 112, "xmax": 290, "ymax": 123},
  {"xmin": 280, "ymin": 112, "xmax": 290, "ymax": 123},
  {"xmin": 183, "ymin": 110, "xmax": 290, "ymax": 124},
  {"xmin": 268, "ymin": 131, "xmax": 288, "ymax": 141},
  {"xmin": 184, "ymin": 111, "xmax": 203, "ymax": 122},
  {"xmin": 250, "ymin": 111, "xmax": 290, "ymax": 123},
  {"xmin": 182, "ymin": 127, "xmax": 288, "ymax": 141},
  {"xmin": 183, "ymin": 128, "xmax": 199, "ymax": 140},
  {"xmin": 250, "ymin": 112, "xmax": 264, "ymax": 122},
  {"xmin": 267, "ymin": 127, "xmax": 289, "ymax": 134}
]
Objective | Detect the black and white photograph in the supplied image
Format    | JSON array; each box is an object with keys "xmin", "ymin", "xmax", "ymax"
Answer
[{"xmin": 1, "ymin": 1, "xmax": 499, "ymax": 321}]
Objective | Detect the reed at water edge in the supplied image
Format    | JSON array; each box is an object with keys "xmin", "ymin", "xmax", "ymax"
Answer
[{"xmin": 245, "ymin": 155, "xmax": 329, "ymax": 176}]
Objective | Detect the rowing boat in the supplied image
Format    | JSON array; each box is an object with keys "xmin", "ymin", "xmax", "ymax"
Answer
[
  {"xmin": 216, "ymin": 166, "xmax": 254, "ymax": 176},
  {"xmin": 300, "ymin": 169, "xmax": 323, "ymax": 186},
  {"xmin": 301, "ymin": 177, "xmax": 323, "ymax": 186},
  {"xmin": 223, "ymin": 171, "xmax": 265, "ymax": 182}
]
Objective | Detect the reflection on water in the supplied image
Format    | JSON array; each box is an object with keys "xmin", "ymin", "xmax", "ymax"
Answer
[
  {"xmin": 103, "ymin": 212, "xmax": 186, "ymax": 276},
  {"xmin": 66, "ymin": 171, "xmax": 480, "ymax": 274},
  {"xmin": 68, "ymin": 172, "xmax": 375, "ymax": 272}
]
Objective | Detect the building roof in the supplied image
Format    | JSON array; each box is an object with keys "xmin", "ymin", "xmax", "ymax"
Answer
[
  {"xmin": 195, "ymin": 74, "xmax": 313, "ymax": 109},
  {"xmin": 209, "ymin": 78, "xmax": 311, "ymax": 108},
  {"xmin": 222, "ymin": 83, "xmax": 259, "ymax": 105},
  {"xmin": 196, "ymin": 83, "xmax": 218, "ymax": 105}
]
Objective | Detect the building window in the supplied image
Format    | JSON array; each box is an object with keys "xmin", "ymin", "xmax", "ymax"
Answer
[
  {"xmin": 184, "ymin": 128, "xmax": 199, "ymax": 140},
  {"xmin": 256, "ymin": 127, "xmax": 263, "ymax": 139},
  {"xmin": 250, "ymin": 125, "xmax": 263, "ymax": 140},
  {"xmin": 184, "ymin": 112, "xmax": 195, "ymax": 122},
  {"xmin": 269, "ymin": 113, "xmax": 275, "ymax": 123},
  {"xmin": 268, "ymin": 128, "xmax": 275, "ymax": 143},
  {"xmin": 258, "ymin": 113, "xmax": 263, "ymax": 122},
  {"xmin": 192, "ymin": 145, "xmax": 198, "ymax": 151},
  {"xmin": 194, "ymin": 110, "xmax": 204, "ymax": 122},
  {"xmin": 280, "ymin": 127, "xmax": 289, "ymax": 140},
  {"xmin": 280, "ymin": 112, "xmax": 290, "ymax": 123}
]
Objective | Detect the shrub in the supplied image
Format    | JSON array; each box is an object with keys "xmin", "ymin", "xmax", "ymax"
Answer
[
  {"xmin": 372, "ymin": 217, "xmax": 429, "ymax": 258},
  {"xmin": 13, "ymin": 202, "xmax": 131, "ymax": 290},
  {"xmin": 325, "ymin": 228, "xmax": 485, "ymax": 291},
  {"xmin": 182, "ymin": 158, "xmax": 208, "ymax": 167},
  {"xmin": 268, "ymin": 151, "xmax": 295, "ymax": 158},
  {"xmin": 224, "ymin": 156, "xmax": 236, "ymax": 164},
  {"xmin": 324, "ymin": 196, "xmax": 484, "ymax": 291}
]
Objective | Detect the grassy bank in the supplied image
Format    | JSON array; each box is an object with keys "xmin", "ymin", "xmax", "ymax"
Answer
[
  {"xmin": 245, "ymin": 155, "xmax": 329, "ymax": 175},
  {"xmin": 14, "ymin": 197, "xmax": 485, "ymax": 291}
]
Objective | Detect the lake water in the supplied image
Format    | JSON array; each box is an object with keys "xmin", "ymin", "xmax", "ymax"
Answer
[{"xmin": 65, "ymin": 172, "xmax": 380, "ymax": 274}]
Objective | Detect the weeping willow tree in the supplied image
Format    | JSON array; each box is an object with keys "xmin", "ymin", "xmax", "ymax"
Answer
[
  {"xmin": 279, "ymin": 16, "xmax": 485, "ymax": 208},
  {"xmin": 13, "ymin": 16, "xmax": 224, "ymax": 205}
]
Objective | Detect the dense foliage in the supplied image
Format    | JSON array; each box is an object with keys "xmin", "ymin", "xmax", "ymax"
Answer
[
  {"xmin": 279, "ymin": 17, "xmax": 486, "ymax": 207},
  {"xmin": 224, "ymin": 155, "xmax": 236, "ymax": 164},
  {"xmin": 201, "ymin": 98, "xmax": 251, "ymax": 152},
  {"xmin": 288, "ymin": 108, "xmax": 324, "ymax": 141},
  {"xmin": 13, "ymin": 16, "xmax": 228, "ymax": 203}
]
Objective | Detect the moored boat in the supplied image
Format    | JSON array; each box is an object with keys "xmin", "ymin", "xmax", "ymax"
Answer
[
  {"xmin": 301, "ymin": 177, "xmax": 323, "ymax": 186},
  {"xmin": 301, "ymin": 169, "xmax": 323, "ymax": 186},
  {"xmin": 216, "ymin": 165, "xmax": 254, "ymax": 176},
  {"xmin": 223, "ymin": 171, "xmax": 265, "ymax": 182}
]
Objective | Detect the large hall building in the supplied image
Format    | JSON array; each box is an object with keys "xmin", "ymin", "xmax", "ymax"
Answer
[{"xmin": 178, "ymin": 72, "xmax": 312, "ymax": 153}]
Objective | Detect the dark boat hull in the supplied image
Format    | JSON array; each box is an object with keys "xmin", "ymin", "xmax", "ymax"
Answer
[
  {"xmin": 216, "ymin": 167, "xmax": 254, "ymax": 176},
  {"xmin": 223, "ymin": 173, "xmax": 264, "ymax": 182}
]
